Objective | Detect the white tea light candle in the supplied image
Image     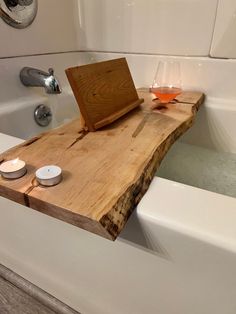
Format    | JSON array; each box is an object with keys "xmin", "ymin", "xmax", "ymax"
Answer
[
  {"xmin": 0, "ymin": 158, "xmax": 26, "ymax": 179},
  {"xmin": 36, "ymin": 165, "xmax": 62, "ymax": 186}
]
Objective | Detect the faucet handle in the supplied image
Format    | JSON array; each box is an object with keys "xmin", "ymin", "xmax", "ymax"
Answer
[{"xmin": 48, "ymin": 68, "xmax": 54, "ymax": 76}]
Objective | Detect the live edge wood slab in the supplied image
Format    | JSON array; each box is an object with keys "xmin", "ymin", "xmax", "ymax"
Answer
[{"xmin": 0, "ymin": 90, "xmax": 204, "ymax": 240}]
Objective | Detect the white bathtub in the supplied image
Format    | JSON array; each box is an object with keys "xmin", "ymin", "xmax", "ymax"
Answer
[
  {"xmin": 0, "ymin": 52, "xmax": 236, "ymax": 314},
  {"xmin": 0, "ymin": 95, "xmax": 79, "ymax": 140}
]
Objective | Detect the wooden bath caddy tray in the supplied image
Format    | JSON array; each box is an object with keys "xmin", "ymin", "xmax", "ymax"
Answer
[{"xmin": 0, "ymin": 89, "xmax": 204, "ymax": 240}]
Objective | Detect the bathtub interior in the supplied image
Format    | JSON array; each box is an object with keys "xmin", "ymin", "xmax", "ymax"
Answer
[
  {"xmin": 0, "ymin": 95, "xmax": 80, "ymax": 140},
  {"xmin": 157, "ymin": 101, "xmax": 236, "ymax": 198},
  {"xmin": 157, "ymin": 141, "xmax": 236, "ymax": 198}
]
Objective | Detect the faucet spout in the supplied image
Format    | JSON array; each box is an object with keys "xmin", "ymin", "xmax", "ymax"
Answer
[{"xmin": 20, "ymin": 67, "xmax": 62, "ymax": 94}]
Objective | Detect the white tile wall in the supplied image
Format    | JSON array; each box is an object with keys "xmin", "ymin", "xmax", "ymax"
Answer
[
  {"xmin": 210, "ymin": 0, "xmax": 236, "ymax": 58},
  {"xmin": 0, "ymin": 0, "xmax": 79, "ymax": 58},
  {"xmin": 77, "ymin": 0, "xmax": 218, "ymax": 56}
]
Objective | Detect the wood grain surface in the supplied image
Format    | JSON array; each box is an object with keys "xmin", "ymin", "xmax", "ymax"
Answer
[
  {"xmin": 0, "ymin": 264, "xmax": 80, "ymax": 314},
  {"xmin": 0, "ymin": 89, "xmax": 204, "ymax": 240},
  {"xmin": 0, "ymin": 276, "xmax": 57, "ymax": 314},
  {"xmin": 65, "ymin": 58, "xmax": 144, "ymax": 131}
]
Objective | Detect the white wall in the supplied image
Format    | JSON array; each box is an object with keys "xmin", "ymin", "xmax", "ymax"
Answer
[
  {"xmin": 0, "ymin": 0, "xmax": 79, "ymax": 58},
  {"xmin": 3, "ymin": 0, "xmax": 236, "ymax": 60},
  {"xmin": 211, "ymin": 0, "xmax": 236, "ymax": 58},
  {"xmin": 77, "ymin": 0, "xmax": 218, "ymax": 56},
  {"xmin": 78, "ymin": 0, "xmax": 236, "ymax": 59}
]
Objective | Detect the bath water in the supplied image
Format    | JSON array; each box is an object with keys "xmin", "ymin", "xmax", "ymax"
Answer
[{"xmin": 157, "ymin": 142, "xmax": 236, "ymax": 198}]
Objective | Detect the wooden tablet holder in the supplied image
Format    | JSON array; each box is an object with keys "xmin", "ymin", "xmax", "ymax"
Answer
[{"xmin": 65, "ymin": 58, "xmax": 144, "ymax": 131}]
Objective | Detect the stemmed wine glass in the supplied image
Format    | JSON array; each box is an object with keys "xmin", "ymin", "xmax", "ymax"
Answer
[{"xmin": 150, "ymin": 60, "xmax": 182, "ymax": 104}]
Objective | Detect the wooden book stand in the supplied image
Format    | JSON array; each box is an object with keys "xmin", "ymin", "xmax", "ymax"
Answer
[{"xmin": 65, "ymin": 58, "xmax": 144, "ymax": 131}]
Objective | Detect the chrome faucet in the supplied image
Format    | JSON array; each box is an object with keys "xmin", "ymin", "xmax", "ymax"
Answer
[{"xmin": 20, "ymin": 67, "xmax": 62, "ymax": 94}]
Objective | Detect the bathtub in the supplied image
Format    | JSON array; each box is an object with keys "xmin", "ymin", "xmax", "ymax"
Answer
[
  {"xmin": 0, "ymin": 95, "xmax": 79, "ymax": 140},
  {"xmin": 0, "ymin": 53, "xmax": 236, "ymax": 314}
]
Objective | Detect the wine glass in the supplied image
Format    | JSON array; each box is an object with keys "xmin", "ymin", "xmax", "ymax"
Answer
[{"xmin": 150, "ymin": 60, "xmax": 182, "ymax": 104}]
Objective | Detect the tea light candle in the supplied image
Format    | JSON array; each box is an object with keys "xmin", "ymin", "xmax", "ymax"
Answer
[
  {"xmin": 36, "ymin": 165, "xmax": 62, "ymax": 186},
  {"xmin": 0, "ymin": 158, "xmax": 26, "ymax": 179}
]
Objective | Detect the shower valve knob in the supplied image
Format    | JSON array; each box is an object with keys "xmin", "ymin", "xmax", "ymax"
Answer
[{"xmin": 1, "ymin": 0, "xmax": 37, "ymax": 29}]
